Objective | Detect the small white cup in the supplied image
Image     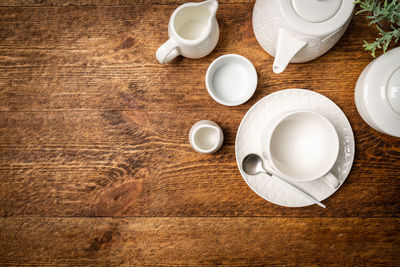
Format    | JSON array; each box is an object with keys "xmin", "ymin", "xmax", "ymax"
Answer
[
  {"xmin": 189, "ymin": 120, "xmax": 223, "ymax": 154},
  {"xmin": 205, "ymin": 54, "xmax": 258, "ymax": 106},
  {"xmin": 263, "ymin": 110, "xmax": 340, "ymax": 188},
  {"xmin": 156, "ymin": 0, "xmax": 219, "ymax": 64}
]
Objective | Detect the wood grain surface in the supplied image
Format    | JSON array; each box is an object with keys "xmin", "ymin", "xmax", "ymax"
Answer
[{"xmin": 0, "ymin": 0, "xmax": 399, "ymax": 265}]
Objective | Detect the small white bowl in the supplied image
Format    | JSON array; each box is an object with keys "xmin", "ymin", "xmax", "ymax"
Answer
[
  {"xmin": 206, "ymin": 54, "xmax": 258, "ymax": 106},
  {"xmin": 189, "ymin": 120, "xmax": 223, "ymax": 154}
]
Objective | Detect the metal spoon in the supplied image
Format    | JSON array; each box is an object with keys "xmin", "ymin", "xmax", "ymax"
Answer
[{"xmin": 242, "ymin": 154, "xmax": 326, "ymax": 208}]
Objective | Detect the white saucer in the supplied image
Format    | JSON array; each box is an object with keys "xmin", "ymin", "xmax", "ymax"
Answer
[
  {"xmin": 235, "ymin": 89, "xmax": 355, "ymax": 207},
  {"xmin": 206, "ymin": 54, "xmax": 257, "ymax": 106}
]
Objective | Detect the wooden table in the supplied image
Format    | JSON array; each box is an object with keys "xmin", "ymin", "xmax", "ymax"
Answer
[{"xmin": 0, "ymin": 1, "xmax": 399, "ymax": 265}]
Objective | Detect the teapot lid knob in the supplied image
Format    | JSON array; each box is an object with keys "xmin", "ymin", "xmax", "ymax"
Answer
[
  {"xmin": 279, "ymin": 0, "xmax": 354, "ymax": 36},
  {"xmin": 291, "ymin": 0, "xmax": 342, "ymax": 23},
  {"xmin": 388, "ymin": 68, "xmax": 400, "ymax": 115}
]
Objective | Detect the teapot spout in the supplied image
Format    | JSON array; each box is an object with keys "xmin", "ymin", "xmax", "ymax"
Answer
[
  {"xmin": 273, "ymin": 29, "xmax": 307, "ymax": 74},
  {"xmin": 204, "ymin": 0, "xmax": 218, "ymax": 16}
]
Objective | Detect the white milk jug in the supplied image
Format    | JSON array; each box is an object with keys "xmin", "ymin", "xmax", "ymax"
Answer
[{"xmin": 156, "ymin": 0, "xmax": 219, "ymax": 64}]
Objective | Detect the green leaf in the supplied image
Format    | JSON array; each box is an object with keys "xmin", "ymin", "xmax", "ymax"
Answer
[{"xmin": 355, "ymin": 0, "xmax": 400, "ymax": 57}]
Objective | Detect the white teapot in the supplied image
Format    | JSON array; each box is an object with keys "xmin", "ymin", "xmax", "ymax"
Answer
[
  {"xmin": 355, "ymin": 47, "xmax": 400, "ymax": 138},
  {"xmin": 253, "ymin": 0, "xmax": 354, "ymax": 73}
]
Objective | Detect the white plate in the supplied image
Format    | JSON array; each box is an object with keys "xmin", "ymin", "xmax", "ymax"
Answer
[{"xmin": 235, "ymin": 89, "xmax": 355, "ymax": 207}]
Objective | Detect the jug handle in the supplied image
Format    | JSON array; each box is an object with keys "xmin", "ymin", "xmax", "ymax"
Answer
[
  {"xmin": 273, "ymin": 28, "xmax": 307, "ymax": 74},
  {"xmin": 323, "ymin": 172, "xmax": 340, "ymax": 189},
  {"xmin": 156, "ymin": 39, "xmax": 180, "ymax": 64}
]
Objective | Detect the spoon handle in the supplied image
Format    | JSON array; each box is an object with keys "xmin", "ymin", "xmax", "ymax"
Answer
[{"xmin": 271, "ymin": 175, "xmax": 326, "ymax": 208}]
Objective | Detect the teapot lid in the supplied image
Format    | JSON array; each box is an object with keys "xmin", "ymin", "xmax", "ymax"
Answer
[
  {"xmin": 279, "ymin": 0, "xmax": 354, "ymax": 36},
  {"xmin": 361, "ymin": 47, "xmax": 400, "ymax": 137}
]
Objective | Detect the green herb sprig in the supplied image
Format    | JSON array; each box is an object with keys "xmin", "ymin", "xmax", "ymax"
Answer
[{"xmin": 355, "ymin": 0, "xmax": 400, "ymax": 57}]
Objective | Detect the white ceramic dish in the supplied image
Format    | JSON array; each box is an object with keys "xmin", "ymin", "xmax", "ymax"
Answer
[
  {"xmin": 205, "ymin": 54, "xmax": 258, "ymax": 106},
  {"xmin": 235, "ymin": 89, "xmax": 355, "ymax": 207},
  {"xmin": 189, "ymin": 120, "xmax": 223, "ymax": 154}
]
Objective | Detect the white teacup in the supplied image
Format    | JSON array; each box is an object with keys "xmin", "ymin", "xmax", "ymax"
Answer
[
  {"xmin": 263, "ymin": 110, "xmax": 340, "ymax": 188},
  {"xmin": 189, "ymin": 120, "xmax": 223, "ymax": 154},
  {"xmin": 156, "ymin": 0, "xmax": 219, "ymax": 64}
]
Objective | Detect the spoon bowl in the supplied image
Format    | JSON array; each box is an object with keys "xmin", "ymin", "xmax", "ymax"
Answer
[{"xmin": 242, "ymin": 153, "xmax": 270, "ymax": 176}]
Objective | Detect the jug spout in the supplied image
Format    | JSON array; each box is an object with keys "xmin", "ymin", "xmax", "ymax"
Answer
[
  {"xmin": 273, "ymin": 29, "xmax": 307, "ymax": 74},
  {"xmin": 204, "ymin": 0, "xmax": 218, "ymax": 15}
]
